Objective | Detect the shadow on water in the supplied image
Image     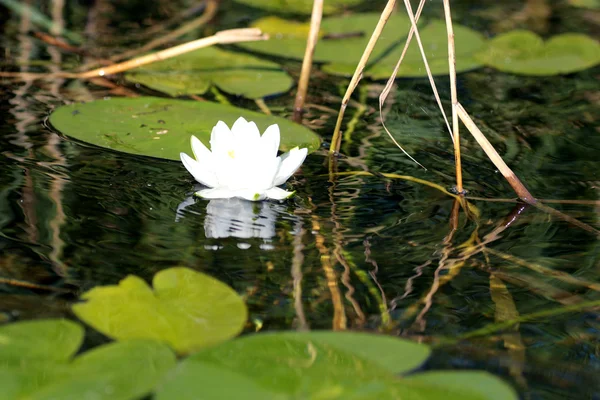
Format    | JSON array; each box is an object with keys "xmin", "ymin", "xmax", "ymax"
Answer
[{"xmin": 0, "ymin": 0, "xmax": 599, "ymax": 398}]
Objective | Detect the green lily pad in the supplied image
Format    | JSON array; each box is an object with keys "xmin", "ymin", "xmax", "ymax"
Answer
[
  {"xmin": 475, "ymin": 30, "xmax": 600, "ymax": 75},
  {"xmin": 0, "ymin": 319, "xmax": 83, "ymax": 364},
  {"xmin": 126, "ymin": 47, "xmax": 294, "ymax": 99},
  {"xmin": 72, "ymin": 267, "xmax": 247, "ymax": 355},
  {"xmin": 270, "ymin": 331, "xmax": 431, "ymax": 374},
  {"xmin": 0, "ymin": 319, "xmax": 176, "ymax": 399},
  {"xmin": 569, "ymin": 0, "xmax": 600, "ymax": 9},
  {"xmin": 324, "ymin": 20, "xmax": 487, "ymax": 79},
  {"xmin": 155, "ymin": 331, "xmax": 516, "ymax": 400},
  {"xmin": 239, "ymin": 14, "xmax": 486, "ymax": 78},
  {"xmin": 401, "ymin": 371, "xmax": 519, "ymax": 400},
  {"xmin": 240, "ymin": 13, "xmax": 413, "ymax": 63},
  {"xmin": 233, "ymin": 0, "xmax": 364, "ymax": 15},
  {"xmin": 49, "ymin": 97, "xmax": 321, "ymax": 160}
]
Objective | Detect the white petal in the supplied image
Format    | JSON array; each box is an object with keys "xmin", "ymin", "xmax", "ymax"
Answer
[
  {"xmin": 230, "ymin": 117, "xmax": 249, "ymax": 137},
  {"xmin": 232, "ymin": 119, "xmax": 260, "ymax": 141},
  {"xmin": 195, "ymin": 188, "xmax": 238, "ymax": 199},
  {"xmin": 273, "ymin": 147, "xmax": 308, "ymax": 186},
  {"xmin": 191, "ymin": 135, "xmax": 211, "ymax": 161},
  {"xmin": 259, "ymin": 124, "xmax": 280, "ymax": 160},
  {"xmin": 265, "ymin": 187, "xmax": 295, "ymax": 200},
  {"xmin": 250, "ymin": 156, "xmax": 281, "ymax": 191},
  {"xmin": 231, "ymin": 118, "xmax": 261, "ymax": 160},
  {"xmin": 210, "ymin": 121, "xmax": 234, "ymax": 156},
  {"xmin": 180, "ymin": 152, "xmax": 218, "ymax": 187}
]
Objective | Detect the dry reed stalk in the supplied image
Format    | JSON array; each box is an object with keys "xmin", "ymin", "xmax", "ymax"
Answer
[
  {"xmin": 455, "ymin": 105, "xmax": 599, "ymax": 235},
  {"xmin": 293, "ymin": 0, "xmax": 324, "ymax": 123},
  {"xmin": 0, "ymin": 28, "xmax": 268, "ymax": 80},
  {"xmin": 456, "ymin": 103, "xmax": 536, "ymax": 204},
  {"xmin": 0, "ymin": 277, "xmax": 72, "ymax": 293},
  {"xmin": 442, "ymin": 0, "xmax": 463, "ymax": 194},
  {"xmin": 108, "ymin": 0, "xmax": 219, "ymax": 63},
  {"xmin": 254, "ymin": 98, "xmax": 271, "ymax": 115},
  {"xmin": 329, "ymin": 0, "xmax": 397, "ymax": 154},
  {"xmin": 77, "ymin": 28, "xmax": 268, "ymax": 78},
  {"xmin": 378, "ymin": 0, "xmax": 429, "ymax": 169}
]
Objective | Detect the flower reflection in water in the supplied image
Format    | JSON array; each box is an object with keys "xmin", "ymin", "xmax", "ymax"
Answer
[{"xmin": 176, "ymin": 188, "xmax": 298, "ymax": 249}]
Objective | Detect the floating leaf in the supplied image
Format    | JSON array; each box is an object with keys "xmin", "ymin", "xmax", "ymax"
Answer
[
  {"xmin": 569, "ymin": 0, "xmax": 600, "ymax": 9},
  {"xmin": 233, "ymin": 0, "xmax": 364, "ymax": 15},
  {"xmin": 270, "ymin": 331, "xmax": 431, "ymax": 374},
  {"xmin": 239, "ymin": 14, "xmax": 486, "ymax": 78},
  {"xmin": 401, "ymin": 371, "xmax": 519, "ymax": 400},
  {"xmin": 475, "ymin": 31, "xmax": 600, "ymax": 75},
  {"xmin": 156, "ymin": 331, "xmax": 516, "ymax": 399},
  {"xmin": 253, "ymin": 16, "xmax": 322, "ymax": 39},
  {"xmin": 72, "ymin": 267, "xmax": 247, "ymax": 354},
  {"xmin": 0, "ymin": 320, "xmax": 175, "ymax": 399},
  {"xmin": 126, "ymin": 47, "xmax": 294, "ymax": 99},
  {"xmin": 155, "ymin": 331, "xmax": 418, "ymax": 399},
  {"xmin": 0, "ymin": 319, "xmax": 83, "ymax": 364},
  {"xmin": 240, "ymin": 13, "xmax": 412, "ymax": 62},
  {"xmin": 26, "ymin": 340, "xmax": 175, "ymax": 400},
  {"xmin": 324, "ymin": 20, "xmax": 487, "ymax": 79},
  {"xmin": 49, "ymin": 97, "xmax": 321, "ymax": 160}
]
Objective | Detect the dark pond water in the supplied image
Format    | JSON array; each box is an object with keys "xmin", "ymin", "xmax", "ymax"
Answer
[{"xmin": 1, "ymin": 0, "xmax": 599, "ymax": 399}]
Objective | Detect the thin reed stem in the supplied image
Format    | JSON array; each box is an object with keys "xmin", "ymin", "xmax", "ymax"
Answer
[
  {"xmin": 442, "ymin": 0, "xmax": 463, "ymax": 194},
  {"xmin": 330, "ymin": 0, "xmax": 397, "ymax": 154},
  {"xmin": 378, "ymin": 0, "xmax": 427, "ymax": 169},
  {"xmin": 456, "ymin": 103, "xmax": 537, "ymax": 204},
  {"xmin": 293, "ymin": 0, "xmax": 323, "ymax": 123},
  {"xmin": 77, "ymin": 28, "xmax": 267, "ymax": 79}
]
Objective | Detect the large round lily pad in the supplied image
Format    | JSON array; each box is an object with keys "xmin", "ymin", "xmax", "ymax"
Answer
[
  {"xmin": 323, "ymin": 19, "xmax": 487, "ymax": 79},
  {"xmin": 239, "ymin": 14, "xmax": 487, "ymax": 78},
  {"xmin": 126, "ymin": 47, "xmax": 294, "ymax": 99},
  {"xmin": 0, "ymin": 319, "xmax": 176, "ymax": 399},
  {"xmin": 569, "ymin": 0, "xmax": 600, "ymax": 9},
  {"xmin": 233, "ymin": 0, "xmax": 364, "ymax": 15},
  {"xmin": 156, "ymin": 331, "xmax": 517, "ymax": 400},
  {"xmin": 0, "ymin": 319, "xmax": 83, "ymax": 365},
  {"xmin": 49, "ymin": 97, "xmax": 321, "ymax": 160},
  {"xmin": 72, "ymin": 267, "xmax": 248, "ymax": 355},
  {"xmin": 475, "ymin": 30, "xmax": 600, "ymax": 75}
]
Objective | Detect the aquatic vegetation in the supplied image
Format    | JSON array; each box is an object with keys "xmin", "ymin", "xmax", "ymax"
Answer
[
  {"xmin": 476, "ymin": 31, "xmax": 600, "ymax": 76},
  {"xmin": 48, "ymin": 97, "xmax": 321, "ymax": 160},
  {"xmin": 233, "ymin": 0, "xmax": 364, "ymax": 15},
  {"xmin": 72, "ymin": 267, "xmax": 247, "ymax": 354},
  {"xmin": 180, "ymin": 117, "xmax": 307, "ymax": 201},
  {"xmin": 157, "ymin": 332, "xmax": 516, "ymax": 400},
  {"xmin": 0, "ymin": 320, "xmax": 175, "ymax": 399},
  {"xmin": 0, "ymin": 269, "xmax": 518, "ymax": 399},
  {"xmin": 1, "ymin": 0, "xmax": 599, "ymax": 399},
  {"xmin": 241, "ymin": 14, "xmax": 487, "ymax": 79},
  {"xmin": 126, "ymin": 46, "xmax": 294, "ymax": 99},
  {"xmin": 241, "ymin": 14, "xmax": 600, "ymax": 79}
]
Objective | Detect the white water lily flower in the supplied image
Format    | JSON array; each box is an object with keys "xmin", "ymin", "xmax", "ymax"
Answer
[{"xmin": 180, "ymin": 117, "xmax": 308, "ymax": 201}]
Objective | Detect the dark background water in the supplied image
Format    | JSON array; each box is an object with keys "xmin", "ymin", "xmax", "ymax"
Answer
[{"xmin": 1, "ymin": 0, "xmax": 599, "ymax": 398}]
